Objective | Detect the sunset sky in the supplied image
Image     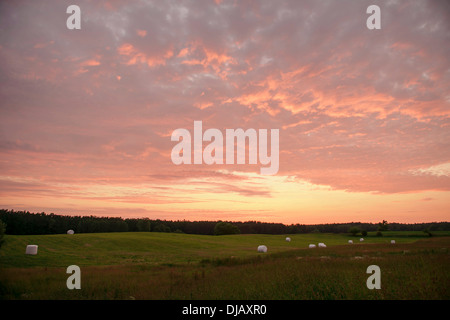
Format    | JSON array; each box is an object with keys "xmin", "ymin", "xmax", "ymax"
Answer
[{"xmin": 1, "ymin": 0, "xmax": 449, "ymax": 224}]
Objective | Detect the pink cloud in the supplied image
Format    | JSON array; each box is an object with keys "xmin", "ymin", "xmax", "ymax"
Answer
[{"xmin": 0, "ymin": 0, "xmax": 449, "ymax": 222}]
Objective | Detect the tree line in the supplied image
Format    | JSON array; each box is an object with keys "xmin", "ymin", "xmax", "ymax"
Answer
[{"xmin": 1, "ymin": 209, "xmax": 449, "ymax": 236}]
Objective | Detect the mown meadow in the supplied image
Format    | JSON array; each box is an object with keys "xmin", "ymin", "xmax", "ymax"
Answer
[{"xmin": 0, "ymin": 231, "xmax": 448, "ymax": 299}]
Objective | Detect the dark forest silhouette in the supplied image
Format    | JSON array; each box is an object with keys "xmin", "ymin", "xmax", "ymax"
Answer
[{"xmin": 1, "ymin": 209, "xmax": 449, "ymax": 236}]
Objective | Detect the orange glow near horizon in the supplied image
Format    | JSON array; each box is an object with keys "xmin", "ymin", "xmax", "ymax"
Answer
[{"xmin": 1, "ymin": 172, "xmax": 448, "ymax": 224}]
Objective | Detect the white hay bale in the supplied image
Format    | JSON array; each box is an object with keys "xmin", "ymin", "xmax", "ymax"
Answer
[
  {"xmin": 257, "ymin": 245, "xmax": 267, "ymax": 253},
  {"xmin": 391, "ymin": 240, "xmax": 396, "ymax": 244},
  {"xmin": 318, "ymin": 242, "xmax": 326, "ymax": 248},
  {"xmin": 308, "ymin": 244, "xmax": 316, "ymax": 248},
  {"xmin": 25, "ymin": 245, "xmax": 38, "ymax": 255},
  {"xmin": 360, "ymin": 238, "xmax": 364, "ymax": 242},
  {"xmin": 286, "ymin": 237, "xmax": 291, "ymax": 242},
  {"xmin": 67, "ymin": 229, "xmax": 74, "ymax": 235},
  {"xmin": 348, "ymin": 240, "xmax": 353, "ymax": 244}
]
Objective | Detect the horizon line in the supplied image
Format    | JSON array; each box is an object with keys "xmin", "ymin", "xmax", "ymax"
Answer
[{"xmin": 1, "ymin": 208, "xmax": 448, "ymax": 226}]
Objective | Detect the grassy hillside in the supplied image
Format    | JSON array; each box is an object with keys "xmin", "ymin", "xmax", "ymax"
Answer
[
  {"xmin": 0, "ymin": 231, "xmax": 435, "ymax": 268},
  {"xmin": 0, "ymin": 231, "xmax": 448, "ymax": 300}
]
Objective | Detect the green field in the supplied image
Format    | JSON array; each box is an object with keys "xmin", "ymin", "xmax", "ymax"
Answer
[{"xmin": 0, "ymin": 231, "xmax": 449, "ymax": 299}]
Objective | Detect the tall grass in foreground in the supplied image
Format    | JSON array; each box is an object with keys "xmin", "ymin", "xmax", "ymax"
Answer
[{"xmin": 0, "ymin": 237, "xmax": 448, "ymax": 300}]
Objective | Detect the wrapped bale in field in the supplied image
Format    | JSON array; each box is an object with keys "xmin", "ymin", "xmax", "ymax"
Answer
[
  {"xmin": 25, "ymin": 245, "xmax": 38, "ymax": 255},
  {"xmin": 67, "ymin": 229, "xmax": 75, "ymax": 234},
  {"xmin": 257, "ymin": 245, "xmax": 267, "ymax": 253}
]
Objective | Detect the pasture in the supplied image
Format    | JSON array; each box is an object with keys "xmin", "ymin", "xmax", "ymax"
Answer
[{"xmin": 0, "ymin": 231, "xmax": 449, "ymax": 299}]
